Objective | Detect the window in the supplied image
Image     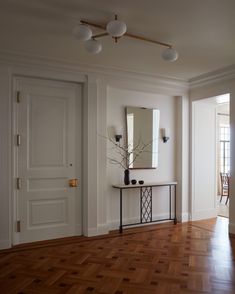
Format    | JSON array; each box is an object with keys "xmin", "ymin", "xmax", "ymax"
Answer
[{"xmin": 219, "ymin": 125, "xmax": 230, "ymax": 173}]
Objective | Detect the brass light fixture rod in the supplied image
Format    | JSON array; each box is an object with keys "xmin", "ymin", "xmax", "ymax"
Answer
[
  {"xmin": 92, "ymin": 32, "xmax": 109, "ymax": 39},
  {"xmin": 125, "ymin": 32, "xmax": 172, "ymax": 48},
  {"xmin": 80, "ymin": 20, "xmax": 105, "ymax": 30},
  {"xmin": 80, "ymin": 19, "xmax": 172, "ymax": 48}
]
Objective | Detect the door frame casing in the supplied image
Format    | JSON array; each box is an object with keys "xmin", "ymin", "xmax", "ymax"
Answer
[{"xmin": 10, "ymin": 66, "xmax": 97, "ymax": 246}]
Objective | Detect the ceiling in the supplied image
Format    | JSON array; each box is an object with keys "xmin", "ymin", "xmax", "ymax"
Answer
[{"xmin": 0, "ymin": 0, "xmax": 234, "ymax": 81}]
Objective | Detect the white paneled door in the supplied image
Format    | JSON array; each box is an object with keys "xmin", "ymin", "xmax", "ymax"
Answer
[{"xmin": 15, "ymin": 78, "xmax": 82, "ymax": 244}]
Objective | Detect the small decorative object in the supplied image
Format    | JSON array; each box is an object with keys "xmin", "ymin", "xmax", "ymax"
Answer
[
  {"xmin": 138, "ymin": 180, "xmax": 144, "ymax": 185},
  {"xmin": 124, "ymin": 169, "xmax": 130, "ymax": 185},
  {"xmin": 131, "ymin": 179, "xmax": 137, "ymax": 185}
]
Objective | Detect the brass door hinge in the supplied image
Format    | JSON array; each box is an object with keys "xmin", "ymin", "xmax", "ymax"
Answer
[
  {"xmin": 16, "ymin": 134, "xmax": 21, "ymax": 146},
  {"xmin": 17, "ymin": 177, "xmax": 22, "ymax": 190},
  {"xmin": 16, "ymin": 220, "xmax": 21, "ymax": 232},
  {"xmin": 16, "ymin": 91, "xmax": 21, "ymax": 103}
]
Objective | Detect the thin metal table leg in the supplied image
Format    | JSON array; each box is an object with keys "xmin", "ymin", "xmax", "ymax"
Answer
[
  {"xmin": 150, "ymin": 187, "xmax": 153, "ymax": 222},
  {"xmin": 169, "ymin": 185, "xmax": 172, "ymax": 220},
  {"xmin": 140, "ymin": 187, "xmax": 143, "ymax": 223},
  {"xmin": 119, "ymin": 189, "xmax": 123, "ymax": 233},
  {"xmin": 174, "ymin": 185, "xmax": 177, "ymax": 224}
]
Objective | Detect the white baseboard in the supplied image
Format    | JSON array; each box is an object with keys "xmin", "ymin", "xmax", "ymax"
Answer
[
  {"xmin": 76, "ymin": 224, "xmax": 82, "ymax": 235},
  {"xmin": 87, "ymin": 212, "xmax": 190, "ymax": 237},
  {"xmin": 0, "ymin": 239, "xmax": 11, "ymax": 250},
  {"xmin": 179, "ymin": 212, "xmax": 189, "ymax": 222},
  {"xmin": 229, "ymin": 222, "xmax": 235, "ymax": 235},
  {"xmin": 87, "ymin": 224, "xmax": 109, "ymax": 237},
  {"xmin": 191, "ymin": 208, "xmax": 217, "ymax": 221},
  {"xmin": 108, "ymin": 213, "xmax": 177, "ymax": 231}
]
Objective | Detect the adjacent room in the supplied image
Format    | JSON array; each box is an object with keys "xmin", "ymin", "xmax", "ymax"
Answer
[
  {"xmin": 217, "ymin": 95, "xmax": 230, "ymax": 218},
  {"xmin": 0, "ymin": 0, "xmax": 235, "ymax": 293}
]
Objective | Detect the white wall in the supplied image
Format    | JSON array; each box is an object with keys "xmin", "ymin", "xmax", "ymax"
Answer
[{"xmin": 106, "ymin": 87, "xmax": 177, "ymax": 228}]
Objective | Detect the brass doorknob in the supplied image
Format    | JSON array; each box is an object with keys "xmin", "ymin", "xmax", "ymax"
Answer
[{"xmin": 69, "ymin": 179, "xmax": 79, "ymax": 187}]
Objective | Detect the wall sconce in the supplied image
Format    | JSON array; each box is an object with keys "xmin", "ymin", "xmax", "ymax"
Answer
[
  {"xmin": 115, "ymin": 134, "xmax": 122, "ymax": 142},
  {"xmin": 162, "ymin": 128, "xmax": 170, "ymax": 143},
  {"xmin": 114, "ymin": 126, "xmax": 123, "ymax": 142}
]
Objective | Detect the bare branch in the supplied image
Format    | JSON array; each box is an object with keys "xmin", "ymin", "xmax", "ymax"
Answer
[
  {"xmin": 100, "ymin": 133, "xmax": 156, "ymax": 170},
  {"xmin": 108, "ymin": 157, "xmax": 126, "ymax": 169}
]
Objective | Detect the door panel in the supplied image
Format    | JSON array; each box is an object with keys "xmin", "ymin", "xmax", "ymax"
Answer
[
  {"xmin": 16, "ymin": 78, "xmax": 82, "ymax": 243},
  {"xmin": 29, "ymin": 198, "xmax": 68, "ymax": 226},
  {"xmin": 28, "ymin": 95, "xmax": 67, "ymax": 167}
]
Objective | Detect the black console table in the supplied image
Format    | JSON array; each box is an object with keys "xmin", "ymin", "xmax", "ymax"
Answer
[{"xmin": 112, "ymin": 181, "xmax": 177, "ymax": 233}]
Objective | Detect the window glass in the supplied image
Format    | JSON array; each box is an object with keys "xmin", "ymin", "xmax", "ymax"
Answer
[{"xmin": 220, "ymin": 126, "xmax": 230, "ymax": 173}]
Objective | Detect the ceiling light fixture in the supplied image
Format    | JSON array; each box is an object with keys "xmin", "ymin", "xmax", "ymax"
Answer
[
  {"xmin": 74, "ymin": 15, "xmax": 178, "ymax": 61},
  {"xmin": 106, "ymin": 16, "xmax": 127, "ymax": 37},
  {"xmin": 161, "ymin": 47, "xmax": 178, "ymax": 62},
  {"xmin": 84, "ymin": 38, "xmax": 102, "ymax": 54},
  {"xmin": 73, "ymin": 24, "xmax": 92, "ymax": 41}
]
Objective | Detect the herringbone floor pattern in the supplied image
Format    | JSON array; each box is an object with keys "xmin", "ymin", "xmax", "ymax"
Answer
[{"xmin": 0, "ymin": 218, "xmax": 235, "ymax": 294}]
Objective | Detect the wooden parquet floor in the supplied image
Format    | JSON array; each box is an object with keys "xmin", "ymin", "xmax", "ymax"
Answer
[{"xmin": 0, "ymin": 218, "xmax": 235, "ymax": 294}]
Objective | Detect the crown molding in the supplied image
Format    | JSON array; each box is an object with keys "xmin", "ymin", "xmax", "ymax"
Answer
[
  {"xmin": 189, "ymin": 64, "xmax": 235, "ymax": 89},
  {"xmin": 0, "ymin": 49, "xmax": 188, "ymax": 94},
  {"xmin": 0, "ymin": 51, "xmax": 234, "ymax": 94}
]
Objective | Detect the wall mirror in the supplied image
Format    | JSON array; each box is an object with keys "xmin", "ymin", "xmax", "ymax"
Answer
[{"xmin": 126, "ymin": 106, "xmax": 160, "ymax": 169}]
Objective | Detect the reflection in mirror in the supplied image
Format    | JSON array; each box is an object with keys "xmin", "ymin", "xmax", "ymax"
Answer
[{"xmin": 126, "ymin": 107, "xmax": 160, "ymax": 169}]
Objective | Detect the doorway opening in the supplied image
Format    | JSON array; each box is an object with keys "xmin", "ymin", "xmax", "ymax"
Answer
[
  {"xmin": 191, "ymin": 93, "xmax": 230, "ymax": 221},
  {"xmin": 217, "ymin": 95, "xmax": 230, "ymax": 218}
]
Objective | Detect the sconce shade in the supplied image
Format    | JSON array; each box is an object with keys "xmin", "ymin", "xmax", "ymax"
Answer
[
  {"xmin": 73, "ymin": 24, "xmax": 92, "ymax": 41},
  {"xmin": 114, "ymin": 126, "xmax": 123, "ymax": 135},
  {"xmin": 163, "ymin": 128, "xmax": 170, "ymax": 137},
  {"xmin": 161, "ymin": 48, "xmax": 178, "ymax": 62},
  {"xmin": 84, "ymin": 39, "xmax": 102, "ymax": 54},
  {"xmin": 106, "ymin": 20, "xmax": 127, "ymax": 37},
  {"xmin": 113, "ymin": 126, "xmax": 123, "ymax": 142}
]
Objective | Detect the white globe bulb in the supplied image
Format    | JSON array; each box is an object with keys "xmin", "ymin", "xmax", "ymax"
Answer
[
  {"xmin": 106, "ymin": 20, "xmax": 127, "ymax": 37},
  {"xmin": 84, "ymin": 39, "xmax": 102, "ymax": 54},
  {"xmin": 73, "ymin": 24, "xmax": 92, "ymax": 41},
  {"xmin": 161, "ymin": 48, "xmax": 178, "ymax": 62}
]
